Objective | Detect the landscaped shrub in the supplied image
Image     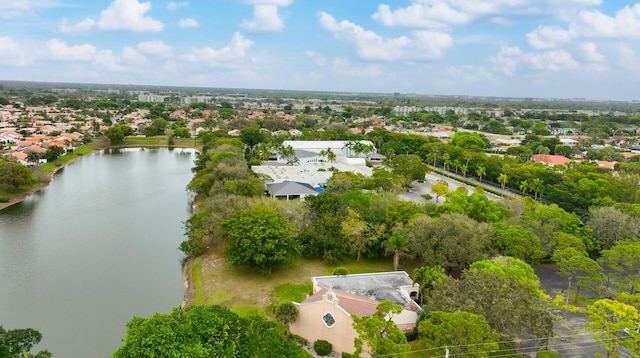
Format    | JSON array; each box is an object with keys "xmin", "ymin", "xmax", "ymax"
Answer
[
  {"xmin": 313, "ymin": 340, "xmax": 332, "ymax": 356},
  {"xmin": 405, "ymin": 328, "xmax": 418, "ymax": 342},
  {"xmin": 0, "ymin": 197, "xmax": 9, "ymax": 203},
  {"xmin": 537, "ymin": 350, "xmax": 560, "ymax": 358},
  {"xmin": 333, "ymin": 267, "xmax": 349, "ymax": 276},
  {"xmin": 341, "ymin": 353, "xmax": 353, "ymax": 358}
]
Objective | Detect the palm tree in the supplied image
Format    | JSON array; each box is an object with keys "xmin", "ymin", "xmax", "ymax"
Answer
[
  {"xmin": 519, "ymin": 180, "xmax": 529, "ymax": 195},
  {"xmin": 26, "ymin": 152, "xmax": 41, "ymax": 166},
  {"xmin": 412, "ymin": 266, "xmax": 446, "ymax": 304},
  {"xmin": 530, "ymin": 178, "xmax": 544, "ymax": 201},
  {"xmin": 498, "ymin": 173, "xmax": 509, "ymax": 195},
  {"xmin": 476, "ymin": 166, "xmax": 486, "ymax": 183},
  {"xmin": 425, "ymin": 153, "xmax": 437, "ymax": 167},
  {"xmin": 452, "ymin": 159, "xmax": 461, "ymax": 174},
  {"xmin": 342, "ymin": 141, "xmax": 356, "ymax": 158},
  {"xmin": 442, "ymin": 153, "xmax": 450, "ymax": 170},
  {"xmin": 460, "ymin": 164, "xmax": 468, "ymax": 178},
  {"xmin": 325, "ymin": 148, "xmax": 336, "ymax": 163},
  {"xmin": 384, "ymin": 232, "xmax": 408, "ymax": 272}
]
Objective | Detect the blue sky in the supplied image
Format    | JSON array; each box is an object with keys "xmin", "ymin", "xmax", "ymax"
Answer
[{"xmin": 1, "ymin": 0, "xmax": 640, "ymax": 100}]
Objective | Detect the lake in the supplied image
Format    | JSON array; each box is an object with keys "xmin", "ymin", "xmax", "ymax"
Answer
[{"xmin": 0, "ymin": 148, "xmax": 195, "ymax": 357}]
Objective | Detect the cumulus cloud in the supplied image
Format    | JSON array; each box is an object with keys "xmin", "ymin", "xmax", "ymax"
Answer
[
  {"xmin": 526, "ymin": 26, "xmax": 572, "ymax": 49},
  {"xmin": 46, "ymin": 39, "xmax": 97, "ymax": 61},
  {"xmin": 178, "ymin": 18, "xmax": 199, "ymax": 28},
  {"xmin": 121, "ymin": 47, "xmax": 147, "ymax": 64},
  {"xmin": 490, "ymin": 45, "xmax": 579, "ymax": 76},
  {"xmin": 167, "ymin": 1, "xmax": 188, "ymax": 11},
  {"xmin": 319, "ymin": 12, "xmax": 452, "ymax": 61},
  {"xmin": 97, "ymin": 0, "xmax": 163, "ymax": 32},
  {"xmin": 0, "ymin": 36, "xmax": 27, "ymax": 65},
  {"xmin": 240, "ymin": 0, "xmax": 293, "ymax": 32},
  {"xmin": 62, "ymin": 0, "xmax": 163, "ymax": 33},
  {"xmin": 185, "ymin": 32, "xmax": 253, "ymax": 64},
  {"xmin": 137, "ymin": 40, "xmax": 173, "ymax": 58},
  {"xmin": 372, "ymin": 0, "xmax": 602, "ymax": 28}
]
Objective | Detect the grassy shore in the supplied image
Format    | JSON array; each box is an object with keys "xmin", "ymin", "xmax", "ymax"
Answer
[{"xmin": 190, "ymin": 247, "xmax": 422, "ymax": 316}]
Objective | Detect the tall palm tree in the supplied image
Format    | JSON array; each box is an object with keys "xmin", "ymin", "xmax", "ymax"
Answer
[
  {"xmin": 519, "ymin": 180, "xmax": 529, "ymax": 195},
  {"xmin": 476, "ymin": 166, "xmax": 486, "ymax": 183},
  {"xmin": 425, "ymin": 153, "xmax": 437, "ymax": 167},
  {"xmin": 530, "ymin": 178, "xmax": 544, "ymax": 201},
  {"xmin": 384, "ymin": 232, "xmax": 408, "ymax": 272},
  {"xmin": 442, "ymin": 153, "xmax": 450, "ymax": 170},
  {"xmin": 325, "ymin": 148, "xmax": 336, "ymax": 163},
  {"xmin": 498, "ymin": 173, "xmax": 509, "ymax": 195}
]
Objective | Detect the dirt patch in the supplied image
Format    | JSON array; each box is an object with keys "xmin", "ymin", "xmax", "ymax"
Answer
[{"xmin": 182, "ymin": 256, "xmax": 195, "ymax": 307}]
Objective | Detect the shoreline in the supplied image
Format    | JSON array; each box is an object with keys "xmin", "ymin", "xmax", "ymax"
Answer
[{"xmin": 181, "ymin": 196, "xmax": 202, "ymax": 308}]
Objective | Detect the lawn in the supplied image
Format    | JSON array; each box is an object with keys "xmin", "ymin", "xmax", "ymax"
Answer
[
  {"xmin": 191, "ymin": 248, "xmax": 422, "ymax": 317},
  {"xmin": 41, "ymin": 144, "xmax": 95, "ymax": 172}
]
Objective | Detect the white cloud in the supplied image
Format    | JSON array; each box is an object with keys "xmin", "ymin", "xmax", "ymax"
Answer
[
  {"xmin": 372, "ymin": 0, "xmax": 602, "ymax": 29},
  {"xmin": 240, "ymin": 0, "xmax": 293, "ymax": 32},
  {"xmin": 94, "ymin": 50, "xmax": 126, "ymax": 71},
  {"xmin": 579, "ymin": 42, "xmax": 604, "ymax": 62},
  {"xmin": 61, "ymin": 0, "xmax": 163, "ymax": 33},
  {"xmin": 178, "ymin": 18, "xmax": 199, "ymax": 28},
  {"xmin": 576, "ymin": 4, "xmax": 640, "ymax": 39},
  {"xmin": 185, "ymin": 32, "xmax": 253, "ymax": 64},
  {"xmin": 121, "ymin": 47, "xmax": 147, "ymax": 64},
  {"xmin": 490, "ymin": 45, "xmax": 579, "ymax": 76},
  {"xmin": 305, "ymin": 50, "xmax": 327, "ymax": 66},
  {"xmin": 319, "ymin": 12, "xmax": 452, "ymax": 61},
  {"xmin": 60, "ymin": 18, "xmax": 97, "ymax": 34},
  {"xmin": 46, "ymin": 39, "xmax": 97, "ymax": 61},
  {"xmin": 526, "ymin": 26, "xmax": 572, "ymax": 49},
  {"xmin": 0, "ymin": 0, "xmax": 61, "ymax": 19},
  {"xmin": 98, "ymin": 0, "xmax": 163, "ymax": 32},
  {"xmin": 241, "ymin": 5, "xmax": 285, "ymax": 32},
  {"xmin": 0, "ymin": 36, "xmax": 27, "ymax": 65},
  {"xmin": 167, "ymin": 1, "xmax": 188, "ymax": 11},
  {"xmin": 137, "ymin": 40, "xmax": 173, "ymax": 58}
]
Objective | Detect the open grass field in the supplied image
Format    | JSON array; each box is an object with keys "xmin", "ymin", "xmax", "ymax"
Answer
[{"xmin": 191, "ymin": 248, "xmax": 423, "ymax": 317}]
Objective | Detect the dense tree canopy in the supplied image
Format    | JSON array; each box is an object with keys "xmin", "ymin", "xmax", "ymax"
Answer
[
  {"xmin": 113, "ymin": 305, "xmax": 307, "ymax": 358},
  {"xmin": 222, "ymin": 206, "xmax": 299, "ymax": 274},
  {"xmin": 0, "ymin": 326, "xmax": 51, "ymax": 358},
  {"xmin": 0, "ymin": 159, "xmax": 36, "ymax": 192}
]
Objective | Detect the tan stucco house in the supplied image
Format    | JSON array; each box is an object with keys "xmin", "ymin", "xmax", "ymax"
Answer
[{"xmin": 289, "ymin": 271, "xmax": 421, "ymax": 356}]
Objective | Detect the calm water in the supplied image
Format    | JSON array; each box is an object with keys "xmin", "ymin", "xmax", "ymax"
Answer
[{"xmin": 0, "ymin": 148, "xmax": 196, "ymax": 357}]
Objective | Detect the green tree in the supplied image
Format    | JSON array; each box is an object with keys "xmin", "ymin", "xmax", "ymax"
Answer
[
  {"xmin": 222, "ymin": 206, "xmax": 299, "ymax": 274},
  {"xmin": 390, "ymin": 154, "xmax": 429, "ymax": 188},
  {"xmin": 498, "ymin": 173, "xmax": 509, "ymax": 195},
  {"xmin": 104, "ymin": 125, "xmax": 125, "ymax": 144},
  {"xmin": 384, "ymin": 232, "xmax": 409, "ymax": 271},
  {"xmin": 490, "ymin": 223, "xmax": 546, "ymax": 264},
  {"xmin": 273, "ymin": 302, "xmax": 298, "ymax": 335},
  {"xmin": 476, "ymin": 166, "xmax": 486, "ymax": 183},
  {"xmin": 405, "ymin": 214, "xmax": 493, "ymax": 273},
  {"xmin": 450, "ymin": 132, "xmax": 487, "ymax": 150},
  {"xmin": 585, "ymin": 299, "xmax": 640, "ymax": 357},
  {"xmin": 553, "ymin": 248, "xmax": 604, "ymax": 303},
  {"xmin": 0, "ymin": 326, "xmax": 51, "ymax": 358},
  {"xmin": 113, "ymin": 305, "xmax": 307, "ymax": 358},
  {"xmin": 240, "ymin": 127, "xmax": 264, "ymax": 150},
  {"xmin": 44, "ymin": 146, "xmax": 65, "ymax": 162},
  {"xmin": 341, "ymin": 209, "xmax": 381, "ymax": 261},
  {"xmin": 470, "ymin": 256, "xmax": 540, "ymax": 286},
  {"xmin": 418, "ymin": 311, "xmax": 500, "ymax": 358},
  {"xmin": 428, "ymin": 269, "xmax": 554, "ymax": 340},
  {"xmin": 173, "ymin": 127, "xmax": 191, "ymax": 138},
  {"xmin": 431, "ymin": 179, "xmax": 448, "ymax": 203},
  {"xmin": 599, "ymin": 240, "xmax": 640, "ymax": 295},
  {"xmin": 352, "ymin": 300, "xmax": 411, "ymax": 358},
  {"xmin": 0, "ymin": 160, "xmax": 36, "ymax": 191},
  {"xmin": 412, "ymin": 266, "xmax": 446, "ymax": 304},
  {"xmin": 587, "ymin": 206, "xmax": 640, "ymax": 250}
]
